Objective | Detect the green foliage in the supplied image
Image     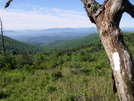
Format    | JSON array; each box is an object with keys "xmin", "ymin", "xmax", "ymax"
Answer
[
  {"xmin": 0, "ymin": 55, "xmax": 18, "ymax": 69},
  {"xmin": 0, "ymin": 88, "xmax": 10, "ymax": 99},
  {"xmin": 45, "ymin": 85, "xmax": 58, "ymax": 93},
  {"xmin": 33, "ymin": 53, "xmax": 46, "ymax": 65},
  {"xmin": 20, "ymin": 51, "xmax": 33, "ymax": 65}
]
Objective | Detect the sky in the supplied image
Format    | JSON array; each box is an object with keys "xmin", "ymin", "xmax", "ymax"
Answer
[{"xmin": 0, "ymin": 0, "xmax": 134, "ymax": 30}]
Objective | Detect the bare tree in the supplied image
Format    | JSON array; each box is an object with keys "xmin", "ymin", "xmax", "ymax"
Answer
[
  {"xmin": 81, "ymin": 0, "xmax": 134, "ymax": 100},
  {"xmin": 0, "ymin": 17, "xmax": 5, "ymax": 57}
]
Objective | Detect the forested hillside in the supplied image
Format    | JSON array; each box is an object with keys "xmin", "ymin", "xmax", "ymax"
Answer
[
  {"xmin": 42, "ymin": 33, "xmax": 100, "ymax": 50},
  {"xmin": 0, "ymin": 32, "xmax": 134, "ymax": 100},
  {"xmin": 0, "ymin": 36, "xmax": 44, "ymax": 54},
  {"xmin": 0, "ymin": 33, "xmax": 100, "ymax": 54},
  {"xmin": 1, "ymin": 32, "xmax": 133, "ymax": 54}
]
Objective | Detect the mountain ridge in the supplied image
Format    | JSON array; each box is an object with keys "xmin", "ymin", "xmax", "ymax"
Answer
[{"xmin": 4, "ymin": 27, "xmax": 134, "ymax": 45}]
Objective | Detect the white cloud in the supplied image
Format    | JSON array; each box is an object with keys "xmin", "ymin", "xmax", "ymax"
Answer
[
  {"xmin": 0, "ymin": 2, "xmax": 134, "ymax": 31},
  {"xmin": 0, "ymin": 6, "xmax": 95, "ymax": 30}
]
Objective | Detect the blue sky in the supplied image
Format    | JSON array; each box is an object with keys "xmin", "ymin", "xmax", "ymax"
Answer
[{"xmin": 0, "ymin": 0, "xmax": 134, "ymax": 30}]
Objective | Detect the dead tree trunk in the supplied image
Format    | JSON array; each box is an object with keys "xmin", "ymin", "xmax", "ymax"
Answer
[
  {"xmin": 81, "ymin": 0, "xmax": 134, "ymax": 100},
  {"xmin": 0, "ymin": 18, "xmax": 5, "ymax": 57}
]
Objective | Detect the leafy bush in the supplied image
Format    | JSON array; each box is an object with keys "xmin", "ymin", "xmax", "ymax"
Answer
[
  {"xmin": 51, "ymin": 71, "xmax": 63, "ymax": 80},
  {"xmin": 0, "ymin": 89, "xmax": 10, "ymax": 99},
  {"xmin": 45, "ymin": 86, "xmax": 58, "ymax": 93},
  {"xmin": 0, "ymin": 56, "xmax": 17, "ymax": 69}
]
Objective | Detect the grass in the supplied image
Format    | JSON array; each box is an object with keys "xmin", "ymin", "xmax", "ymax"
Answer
[{"xmin": 0, "ymin": 66, "xmax": 119, "ymax": 101}]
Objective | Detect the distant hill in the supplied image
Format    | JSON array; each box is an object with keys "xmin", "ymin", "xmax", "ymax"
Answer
[
  {"xmin": 1, "ymin": 32, "xmax": 134, "ymax": 54},
  {"xmin": 42, "ymin": 33, "xmax": 100, "ymax": 50},
  {"xmin": 4, "ymin": 27, "xmax": 134, "ymax": 45},
  {"xmin": 20, "ymin": 36, "xmax": 81, "ymax": 45},
  {"xmin": 4, "ymin": 27, "xmax": 98, "ymax": 41},
  {"xmin": 0, "ymin": 36, "xmax": 44, "ymax": 54},
  {"xmin": 41, "ymin": 32, "xmax": 134, "ymax": 50},
  {"xmin": 4, "ymin": 27, "xmax": 98, "ymax": 44},
  {"xmin": 0, "ymin": 33, "xmax": 100, "ymax": 54}
]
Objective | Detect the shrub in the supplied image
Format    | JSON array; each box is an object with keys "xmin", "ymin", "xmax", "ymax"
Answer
[
  {"xmin": 0, "ymin": 56, "xmax": 17, "ymax": 69},
  {"xmin": 45, "ymin": 86, "xmax": 58, "ymax": 93},
  {"xmin": 0, "ymin": 89, "xmax": 10, "ymax": 99},
  {"xmin": 51, "ymin": 71, "xmax": 63, "ymax": 80}
]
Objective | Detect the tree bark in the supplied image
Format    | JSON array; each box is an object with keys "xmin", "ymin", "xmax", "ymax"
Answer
[
  {"xmin": 0, "ymin": 18, "xmax": 5, "ymax": 57},
  {"xmin": 81, "ymin": 0, "xmax": 134, "ymax": 101}
]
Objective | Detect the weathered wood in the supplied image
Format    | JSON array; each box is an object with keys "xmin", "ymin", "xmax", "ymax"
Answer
[
  {"xmin": 81, "ymin": 0, "xmax": 134, "ymax": 101},
  {"xmin": 0, "ymin": 18, "xmax": 5, "ymax": 57}
]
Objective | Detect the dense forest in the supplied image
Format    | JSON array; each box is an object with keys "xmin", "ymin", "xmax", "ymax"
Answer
[{"xmin": 0, "ymin": 32, "xmax": 134, "ymax": 100}]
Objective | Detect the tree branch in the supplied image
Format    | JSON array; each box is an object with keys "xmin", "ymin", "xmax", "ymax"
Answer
[
  {"xmin": 4, "ymin": 0, "xmax": 13, "ymax": 9},
  {"xmin": 81, "ymin": 0, "xmax": 104, "ymax": 23},
  {"xmin": 124, "ymin": 0, "xmax": 134, "ymax": 18}
]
